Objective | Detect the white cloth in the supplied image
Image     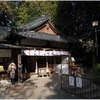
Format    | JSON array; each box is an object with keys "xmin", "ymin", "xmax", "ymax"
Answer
[{"xmin": 71, "ymin": 57, "xmax": 75, "ymax": 62}]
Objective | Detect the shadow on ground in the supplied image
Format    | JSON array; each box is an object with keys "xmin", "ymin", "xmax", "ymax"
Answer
[{"xmin": 0, "ymin": 75, "xmax": 86, "ymax": 99}]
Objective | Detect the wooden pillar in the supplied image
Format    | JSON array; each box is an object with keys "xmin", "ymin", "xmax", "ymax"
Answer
[
  {"xmin": 68, "ymin": 54, "xmax": 72, "ymax": 75},
  {"xmin": 35, "ymin": 56, "xmax": 38, "ymax": 74},
  {"xmin": 61, "ymin": 55, "xmax": 62, "ymax": 74},
  {"xmin": 17, "ymin": 36, "xmax": 22, "ymax": 82},
  {"xmin": 54, "ymin": 56, "xmax": 56, "ymax": 64},
  {"xmin": 46, "ymin": 56, "xmax": 49, "ymax": 72},
  {"xmin": 53, "ymin": 56, "xmax": 56, "ymax": 74},
  {"xmin": 18, "ymin": 54, "xmax": 22, "ymax": 82}
]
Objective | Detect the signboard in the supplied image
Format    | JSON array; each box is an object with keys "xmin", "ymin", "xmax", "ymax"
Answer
[
  {"xmin": 76, "ymin": 77, "xmax": 82, "ymax": 88},
  {"xmin": 69, "ymin": 76, "xmax": 74, "ymax": 86},
  {"xmin": 0, "ymin": 49, "xmax": 11, "ymax": 57}
]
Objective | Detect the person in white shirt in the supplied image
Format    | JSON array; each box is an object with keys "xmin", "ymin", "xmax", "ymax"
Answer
[{"xmin": 7, "ymin": 60, "xmax": 16, "ymax": 84}]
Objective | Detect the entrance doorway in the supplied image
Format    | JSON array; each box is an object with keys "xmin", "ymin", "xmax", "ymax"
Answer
[{"xmin": 22, "ymin": 56, "xmax": 62, "ymax": 74}]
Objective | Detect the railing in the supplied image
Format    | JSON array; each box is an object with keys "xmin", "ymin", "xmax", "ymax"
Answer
[{"xmin": 61, "ymin": 74, "xmax": 100, "ymax": 99}]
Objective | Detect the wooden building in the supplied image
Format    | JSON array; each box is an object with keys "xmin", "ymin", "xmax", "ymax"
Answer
[{"xmin": 0, "ymin": 14, "xmax": 79, "ymax": 80}]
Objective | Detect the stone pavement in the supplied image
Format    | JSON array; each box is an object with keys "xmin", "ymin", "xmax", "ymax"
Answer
[{"xmin": 0, "ymin": 74, "xmax": 86, "ymax": 99}]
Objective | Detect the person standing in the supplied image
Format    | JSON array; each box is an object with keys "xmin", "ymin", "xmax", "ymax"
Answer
[{"xmin": 7, "ymin": 60, "xmax": 16, "ymax": 84}]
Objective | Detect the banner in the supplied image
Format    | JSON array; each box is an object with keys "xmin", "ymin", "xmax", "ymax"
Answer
[
  {"xmin": 49, "ymin": 51, "xmax": 53, "ymax": 56},
  {"xmin": 21, "ymin": 50, "xmax": 70, "ymax": 56},
  {"xmin": 40, "ymin": 50, "xmax": 45, "ymax": 56},
  {"xmin": 23, "ymin": 50, "xmax": 30, "ymax": 55},
  {"xmin": 30, "ymin": 50, "xmax": 35, "ymax": 55}
]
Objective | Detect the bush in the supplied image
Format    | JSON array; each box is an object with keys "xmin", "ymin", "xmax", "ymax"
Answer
[{"xmin": 91, "ymin": 63, "xmax": 100, "ymax": 79}]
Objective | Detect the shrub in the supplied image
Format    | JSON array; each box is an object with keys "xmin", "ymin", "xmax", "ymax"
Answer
[{"xmin": 91, "ymin": 63, "xmax": 100, "ymax": 79}]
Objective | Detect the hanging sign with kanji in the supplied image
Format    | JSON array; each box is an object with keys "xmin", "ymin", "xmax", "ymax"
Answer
[{"xmin": 22, "ymin": 50, "xmax": 70, "ymax": 56}]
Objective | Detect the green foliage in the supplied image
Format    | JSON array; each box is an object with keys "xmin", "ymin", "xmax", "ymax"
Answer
[
  {"xmin": 0, "ymin": 1, "xmax": 57, "ymax": 27},
  {"xmin": 15, "ymin": 2, "xmax": 28, "ymax": 26},
  {"xmin": 54, "ymin": 1, "xmax": 100, "ymax": 58},
  {"xmin": 82, "ymin": 39, "xmax": 95, "ymax": 53},
  {"xmin": 54, "ymin": 1, "xmax": 100, "ymax": 38},
  {"xmin": 91, "ymin": 64, "xmax": 100, "ymax": 79}
]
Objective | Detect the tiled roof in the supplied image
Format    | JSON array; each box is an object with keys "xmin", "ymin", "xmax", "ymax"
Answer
[
  {"xmin": 0, "ymin": 26, "xmax": 79, "ymax": 44},
  {"xmin": 20, "ymin": 14, "xmax": 50, "ymax": 30},
  {"xmin": 0, "ymin": 43, "xmax": 21, "ymax": 48},
  {"xmin": 66, "ymin": 37, "xmax": 79, "ymax": 43},
  {"xmin": 0, "ymin": 26, "xmax": 11, "ymax": 40},
  {"xmin": 0, "ymin": 13, "xmax": 79, "ymax": 45},
  {"xmin": 18, "ymin": 14, "xmax": 79, "ymax": 43},
  {"xmin": 18, "ymin": 31, "xmax": 68, "ymax": 43}
]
